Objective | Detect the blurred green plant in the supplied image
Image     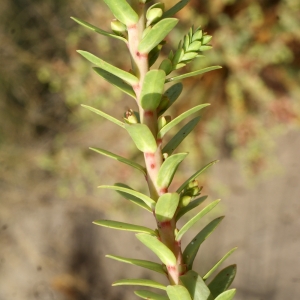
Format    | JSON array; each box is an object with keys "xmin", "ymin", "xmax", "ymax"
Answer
[{"xmin": 73, "ymin": 0, "xmax": 237, "ymax": 299}]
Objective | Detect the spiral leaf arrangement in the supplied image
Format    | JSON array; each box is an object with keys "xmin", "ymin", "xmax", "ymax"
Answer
[{"xmin": 72, "ymin": 0, "xmax": 237, "ymax": 299}]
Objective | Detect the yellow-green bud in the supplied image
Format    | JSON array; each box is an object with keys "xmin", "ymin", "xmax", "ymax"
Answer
[
  {"xmin": 179, "ymin": 195, "xmax": 192, "ymax": 207},
  {"xmin": 158, "ymin": 115, "xmax": 171, "ymax": 131},
  {"xmin": 146, "ymin": 8, "xmax": 163, "ymax": 26},
  {"xmin": 111, "ymin": 19, "xmax": 126, "ymax": 35},
  {"xmin": 124, "ymin": 109, "xmax": 138, "ymax": 124}
]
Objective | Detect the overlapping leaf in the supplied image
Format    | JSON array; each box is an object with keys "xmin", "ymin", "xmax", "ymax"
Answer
[
  {"xmin": 158, "ymin": 82, "xmax": 183, "ymax": 115},
  {"xmin": 214, "ymin": 289, "xmax": 236, "ymax": 300},
  {"xmin": 166, "ymin": 285, "xmax": 192, "ymax": 300},
  {"xmin": 155, "ymin": 193, "xmax": 180, "ymax": 222},
  {"xmin": 135, "ymin": 290, "xmax": 168, "ymax": 300}
]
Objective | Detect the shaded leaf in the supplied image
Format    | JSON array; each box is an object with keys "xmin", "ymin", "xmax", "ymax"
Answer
[
  {"xmin": 90, "ymin": 147, "xmax": 146, "ymax": 175},
  {"xmin": 203, "ymin": 248, "xmax": 238, "ymax": 280},
  {"xmin": 155, "ymin": 193, "xmax": 180, "ymax": 222},
  {"xmin": 157, "ymin": 153, "xmax": 188, "ymax": 188},
  {"xmin": 214, "ymin": 289, "xmax": 236, "ymax": 300},
  {"xmin": 102, "ymin": 0, "xmax": 138, "ymax": 26},
  {"xmin": 166, "ymin": 285, "xmax": 192, "ymax": 300},
  {"xmin": 135, "ymin": 290, "xmax": 168, "ymax": 300},
  {"xmin": 166, "ymin": 66, "xmax": 222, "ymax": 83},
  {"xmin": 125, "ymin": 123, "xmax": 157, "ymax": 153},
  {"xmin": 159, "ymin": 83, "xmax": 183, "ymax": 116},
  {"xmin": 139, "ymin": 18, "xmax": 178, "ymax": 54},
  {"xmin": 183, "ymin": 217, "xmax": 224, "ymax": 269},
  {"xmin": 93, "ymin": 68, "xmax": 135, "ymax": 98},
  {"xmin": 175, "ymin": 196, "xmax": 207, "ymax": 222},
  {"xmin": 98, "ymin": 185, "xmax": 156, "ymax": 210},
  {"xmin": 136, "ymin": 233, "xmax": 177, "ymax": 266},
  {"xmin": 71, "ymin": 17, "xmax": 127, "ymax": 43},
  {"xmin": 176, "ymin": 160, "xmax": 218, "ymax": 193},
  {"xmin": 180, "ymin": 270, "xmax": 211, "ymax": 300},
  {"xmin": 93, "ymin": 220, "xmax": 155, "ymax": 235},
  {"xmin": 115, "ymin": 183, "xmax": 152, "ymax": 212},
  {"xmin": 81, "ymin": 104, "xmax": 124, "ymax": 128},
  {"xmin": 163, "ymin": 116, "xmax": 201, "ymax": 155},
  {"xmin": 175, "ymin": 200, "xmax": 221, "ymax": 241},
  {"xmin": 106, "ymin": 255, "xmax": 165, "ymax": 274},
  {"xmin": 112, "ymin": 279, "xmax": 166, "ymax": 290},
  {"xmin": 208, "ymin": 265, "xmax": 237, "ymax": 298},
  {"xmin": 77, "ymin": 50, "xmax": 139, "ymax": 85},
  {"xmin": 158, "ymin": 104, "xmax": 210, "ymax": 139},
  {"xmin": 141, "ymin": 70, "xmax": 166, "ymax": 110},
  {"xmin": 162, "ymin": 0, "xmax": 190, "ymax": 18}
]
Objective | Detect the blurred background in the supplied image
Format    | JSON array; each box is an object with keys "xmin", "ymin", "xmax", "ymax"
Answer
[{"xmin": 1, "ymin": 0, "xmax": 300, "ymax": 299}]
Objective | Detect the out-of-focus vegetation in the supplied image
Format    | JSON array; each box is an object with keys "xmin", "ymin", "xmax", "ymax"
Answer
[{"xmin": 1, "ymin": 0, "xmax": 299, "ymax": 201}]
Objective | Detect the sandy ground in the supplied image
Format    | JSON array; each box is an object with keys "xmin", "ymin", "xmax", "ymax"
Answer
[{"xmin": 0, "ymin": 128, "xmax": 299, "ymax": 300}]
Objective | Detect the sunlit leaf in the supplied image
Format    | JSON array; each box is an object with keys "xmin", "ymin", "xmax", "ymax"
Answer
[
  {"xmin": 208, "ymin": 265, "xmax": 237, "ymax": 298},
  {"xmin": 157, "ymin": 153, "xmax": 188, "ymax": 188},
  {"xmin": 125, "ymin": 123, "xmax": 157, "ymax": 153},
  {"xmin": 158, "ymin": 104, "xmax": 210, "ymax": 139},
  {"xmin": 162, "ymin": 0, "xmax": 190, "ymax": 18},
  {"xmin": 102, "ymin": 0, "xmax": 139, "ymax": 26},
  {"xmin": 214, "ymin": 289, "xmax": 236, "ymax": 300},
  {"xmin": 93, "ymin": 220, "xmax": 155, "ymax": 235},
  {"xmin": 175, "ymin": 196, "xmax": 207, "ymax": 221},
  {"xmin": 71, "ymin": 17, "xmax": 127, "ymax": 42},
  {"xmin": 93, "ymin": 68, "xmax": 135, "ymax": 98},
  {"xmin": 136, "ymin": 233, "xmax": 177, "ymax": 266},
  {"xmin": 98, "ymin": 185, "xmax": 156, "ymax": 210},
  {"xmin": 90, "ymin": 147, "xmax": 146, "ymax": 175},
  {"xmin": 139, "ymin": 18, "xmax": 178, "ymax": 54},
  {"xmin": 81, "ymin": 104, "xmax": 124, "ymax": 127},
  {"xmin": 203, "ymin": 248, "xmax": 238, "ymax": 280},
  {"xmin": 166, "ymin": 285, "xmax": 192, "ymax": 300},
  {"xmin": 175, "ymin": 199, "xmax": 221, "ymax": 241},
  {"xmin": 180, "ymin": 270, "xmax": 211, "ymax": 300},
  {"xmin": 141, "ymin": 70, "xmax": 166, "ymax": 110},
  {"xmin": 166, "ymin": 66, "xmax": 222, "ymax": 82},
  {"xmin": 176, "ymin": 160, "xmax": 218, "ymax": 193},
  {"xmin": 112, "ymin": 278, "xmax": 166, "ymax": 290},
  {"xmin": 77, "ymin": 50, "xmax": 139, "ymax": 85},
  {"xmin": 135, "ymin": 290, "xmax": 168, "ymax": 300},
  {"xmin": 162, "ymin": 116, "xmax": 201, "ymax": 155},
  {"xmin": 183, "ymin": 217, "xmax": 224, "ymax": 269},
  {"xmin": 106, "ymin": 255, "xmax": 165, "ymax": 274},
  {"xmin": 155, "ymin": 193, "xmax": 180, "ymax": 222}
]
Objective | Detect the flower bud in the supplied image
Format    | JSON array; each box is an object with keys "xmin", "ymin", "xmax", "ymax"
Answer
[
  {"xmin": 158, "ymin": 115, "xmax": 171, "ymax": 131},
  {"xmin": 111, "ymin": 19, "xmax": 127, "ymax": 36},
  {"xmin": 146, "ymin": 8, "xmax": 163, "ymax": 26},
  {"xmin": 179, "ymin": 195, "xmax": 192, "ymax": 207},
  {"xmin": 124, "ymin": 109, "xmax": 138, "ymax": 124}
]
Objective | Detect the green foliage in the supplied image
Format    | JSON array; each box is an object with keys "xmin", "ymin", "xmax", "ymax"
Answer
[{"xmin": 74, "ymin": 0, "xmax": 237, "ymax": 299}]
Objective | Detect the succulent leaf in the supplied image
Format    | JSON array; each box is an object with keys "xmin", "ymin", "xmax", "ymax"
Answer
[
  {"xmin": 155, "ymin": 193, "xmax": 180, "ymax": 222},
  {"xmin": 135, "ymin": 290, "xmax": 169, "ymax": 300},
  {"xmin": 214, "ymin": 289, "xmax": 236, "ymax": 300},
  {"xmin": 166, "ymin": 285, "xmax": 192, "ymax": 300}
]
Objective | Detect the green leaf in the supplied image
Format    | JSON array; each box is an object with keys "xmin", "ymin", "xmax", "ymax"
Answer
[
  {"xmin": 93, "ymin": 68, "xmax": 135, "ymax": 99},
  {"xmin": 175, "ymin": 195, "xmax": 207, "ymax": 221},
  {"xmin": 162, "ymin": 0, "xmax": 190, "ymax": 18},
  {"xmin": 159, "ymin": 83, "xmax": 183, "ymax": 115},
  {"xmin": 162, "ymin": 116, "xmax": 201, "ymax": 155},
  {"xmin": 180, "ymin": 270, "xmax": 211, "ymax": 300},
  {"xmin": 81, "ymin": 104, "xmax": 124, "ymax": 128},
  {"xmin": 106, "ymin": 255, "xmax": 165, "ymax": 274},
  {"xmin": 90, "ymin": 147, "xmax": 146, "ymax": 175},
  {"xmin": 175, "ymin": 199, "xmax": 221, "ymax": 241},
  {"xmin": 166, "ymin": 66, "xmax": 222, "ymax": 83},
  {"xmin": 114, "ymin": 183, "xmax": 152, "ymax": 212},
  {"xmin": 112, "ymin": 278, "xmax": 166, "ymax": 290},
  {"xmin": 157, "ymin": 153, "xmax": 188, "ymax": 188},
  {"xmin": 166, "ymin": 285, "xmax": 192, "ymax": 300},
  {"xmin": 77, "ymin": 50, "xmax": 139, "ymax": 85},
  {"xmin": 182, "ymin": 217, "xmax": 224, "ymax": 269},
  {"xmin": 135, "ymin": 290, "xmax": 169, "ymax": 300},
  {"xmin": 93, "ymin": 220, "xmax": 155, "ymax": 235},
  {"xmin": 214, "ymin": 289, "xmax": 236, "ymax": 300},
  {"xmin": 176, "ymin": 160, "xmax": 218, "ymax": 193},
  {"xmin": 203, "ymin": 248, "xmax": 238, "ymax": 280},
  {"xmin": 208, "ymin": 265, "xmax": 237, "ymax": 298},
  {"xmin": 125, "ymin": 123, "xmax": 157, "ymax": 153},
  {"xmin": 158, "ymin": 104, "xmax": 210, "ymax": 139},
  {"xmin": 155, "ymin": 193, "xmax": 180, "ymax": 222},
  {"xmin": 139, "ymin": 18, "xmax": 178, "ymax": 54},
  {"xmin": 70, "ymin": 17, "xmax": 127, "ymax": 43},
  {"xmin": 102, "ymin": 0, "xmax": 139, "ymax": 26},
  {"xmin": 136, "ymin": 233, "xmax": 177, "ymax": 266},
  {"xmin": 98, "ymin": 185, "xmax": 156, "ymax": 210},
  {"xmin": 141, "ymin": 70, "xmax": 166, "ymax": 110}
]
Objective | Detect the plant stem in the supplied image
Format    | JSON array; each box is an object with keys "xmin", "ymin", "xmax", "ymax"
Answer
[{"xmin": 127, "ymin": 3, "xmax": 184, "ymax": 285}]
